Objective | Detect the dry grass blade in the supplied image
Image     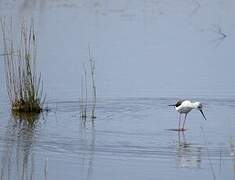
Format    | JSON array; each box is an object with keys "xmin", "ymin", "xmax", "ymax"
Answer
[
  {"xmin": 79, "ymin": 46, "xmax": 97, "ymax": 120},
  {"xmin": 89, "ymin": 46, "xmax": 96, "ymax": 119}
]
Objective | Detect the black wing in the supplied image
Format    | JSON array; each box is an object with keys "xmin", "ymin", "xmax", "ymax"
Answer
[
  {"xmin": 175, "ymin": 100, "xmax": 185, "ymax": 107},
  {"xmin": 169, "ymin": 100, "xmax": 185, "ymax": 107}
]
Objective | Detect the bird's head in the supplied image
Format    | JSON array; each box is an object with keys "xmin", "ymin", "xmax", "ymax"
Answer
[
  {"xmin": 194, "ymin": 102, "xmax": 203, "ymax": 109},
  {"xmin": 194, "ymin": 102, "xmax": 207, "ymax": 120}
]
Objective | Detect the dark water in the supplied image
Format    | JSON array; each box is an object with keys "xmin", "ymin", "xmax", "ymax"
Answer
[{"xmin": 0, "ymin": 0, "xmax": 235, "ymax": 180}]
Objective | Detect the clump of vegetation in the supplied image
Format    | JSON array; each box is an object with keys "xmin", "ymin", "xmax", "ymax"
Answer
[
  {"xmin": 12, "ymin": 111, "xmax": 41, "ymax": 126},
  {"xmin": 80, "ymin": 46, "xmax": 97, "ymax": 119},
  {"xmin": 0, "ymin": 18, "xmax": 45, "ymax": 113}
]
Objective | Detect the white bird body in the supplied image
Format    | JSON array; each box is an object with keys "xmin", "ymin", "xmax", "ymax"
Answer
[
  {"xmin": 169, "ymin": 100, "xmax": 206, "ymax": 131},
  {"xmin": 176, "ymin": 100, "xmax": 198, "ymax": 114}
]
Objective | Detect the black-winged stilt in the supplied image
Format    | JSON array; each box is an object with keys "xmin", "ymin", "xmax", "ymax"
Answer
[{"xmin": 169, "ymin": 100, "xmax": 206, "ymax": 131}]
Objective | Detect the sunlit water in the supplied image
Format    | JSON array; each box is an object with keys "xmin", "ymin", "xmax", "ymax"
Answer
[{"xmin": 0, "ymin": 0, "xmax": 235, "ymax": 180}]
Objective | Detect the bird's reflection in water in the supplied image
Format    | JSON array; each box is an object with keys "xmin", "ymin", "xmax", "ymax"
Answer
[
  {"xmin": 176, "ymin": 132, "xmax": 202, "ymax": 169},
  {"xmin": 0, "ymin": 112, "xmax": 41, "ymax": 180}
]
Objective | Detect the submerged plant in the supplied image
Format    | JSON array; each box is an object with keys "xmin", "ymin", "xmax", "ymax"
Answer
[{"xmin": 0, "ymin": 18, "xmax": 45, "ymax": 113}]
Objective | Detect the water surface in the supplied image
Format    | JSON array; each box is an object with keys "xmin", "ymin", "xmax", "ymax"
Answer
[
  {"xmin": 0, "ymin": 98, "xmax": 235, "ymax": 180},
  {"xmin": 0, "ymin": 0, "xmax": 235, "ymax": 180}
]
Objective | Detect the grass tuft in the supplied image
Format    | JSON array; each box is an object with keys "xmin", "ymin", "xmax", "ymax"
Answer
[{"xmin": 0, "ymin": 18, "xmax": 45, "ymax": 113}]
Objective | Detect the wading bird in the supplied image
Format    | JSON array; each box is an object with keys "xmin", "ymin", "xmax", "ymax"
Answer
[{"xmin": 169, "ymin": 100, "xmax": 206, "ymax": 131}]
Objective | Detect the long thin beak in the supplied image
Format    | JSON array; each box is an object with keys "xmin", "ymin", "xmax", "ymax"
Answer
[
  {"xmin": 200, "ymin": 110, "xmax": 207, "ymax": 120},
  {"xmin": 168, "ymin": 104, "xmax": 175, "ymax": 107}
]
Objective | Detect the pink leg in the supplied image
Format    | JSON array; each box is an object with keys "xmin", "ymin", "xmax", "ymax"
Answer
[
  {"xmin": 178, "ymin": 113, "xmax": 182, "ymax": 130},
  {"xmin": 182, "ymin": 113, "xmax": 188, "ymax": 130}
]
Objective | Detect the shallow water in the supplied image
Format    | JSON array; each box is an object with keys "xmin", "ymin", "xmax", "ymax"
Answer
[
  {"xmin": 0, "ymin": 98, "xmax": 235, "ymax": 180},
  {"xmin": 0, "ymin": 0, "xmax": 235, "ymax": 180}
]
